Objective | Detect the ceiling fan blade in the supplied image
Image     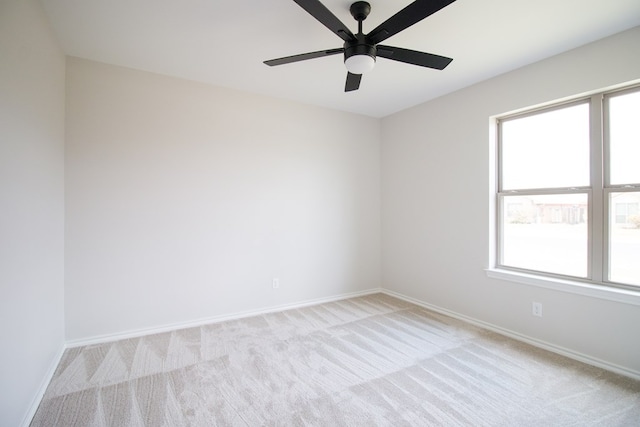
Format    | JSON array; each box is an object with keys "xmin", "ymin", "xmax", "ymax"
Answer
[
  {"xmin": 345, "ymin": 72, "xmax": 362, "ymax": 92},
  {"xmin": 367, "ymin": 0, "xmax": 457, "ymax": 45},
  {"xmin": 293, "ymin": 0, "xmax": 356, "ymax": 42},
  {"xmin": 377, "ymin": 45, "xmax": 452, "ymax": 70},
  {"xmin": 264, "ymin": 48, "xmax": 343, "ymax": 66}
]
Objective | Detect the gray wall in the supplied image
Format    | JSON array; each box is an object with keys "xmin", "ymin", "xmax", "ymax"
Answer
[
  {"xmin": 381, "ymin": 27, "xmax": 640, "ymax": 374},
  {"xmin": 64, "ymin": 58, "xmax": 381, "ymax": 341},
  {"xmin": 0, "ymin": 0, "xmax": 66, "ymax": 425}
]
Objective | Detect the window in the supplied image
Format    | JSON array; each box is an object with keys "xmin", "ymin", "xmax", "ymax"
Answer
[{"xmin": 495, "ymin": 85, "xmax": 640, "ymax": 290}]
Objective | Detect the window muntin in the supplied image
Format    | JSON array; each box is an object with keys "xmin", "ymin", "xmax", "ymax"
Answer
[{"xmin": 496, "ymin": 84, "xmax": 640, "ymax": 290}]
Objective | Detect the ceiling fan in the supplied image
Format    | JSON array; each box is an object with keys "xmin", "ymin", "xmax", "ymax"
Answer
[{"xmin": 264, "ymin": 0, "xmax": 457, "ymax": 92}]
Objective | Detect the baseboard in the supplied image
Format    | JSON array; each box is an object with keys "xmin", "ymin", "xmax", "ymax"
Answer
[
  {"xmin": 66, "ymin": 287, "xmax": 384, "ymax": 348},
  {"xmin": 21, "ymin": 344, "xmax": 65, "ymax": 427},
  {"xmin": 381, "ymin": 289, "xmax": 640, "ymax": 381}
]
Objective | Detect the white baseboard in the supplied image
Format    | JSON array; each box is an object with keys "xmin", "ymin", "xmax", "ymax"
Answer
[
  {"xmin": 66, "ymin": 287, "xmax": 384, "ymax": 348},
  {"xmin": 21, "ymin": 344, "xmax": 65, "ymax": 427},
  {"xmin": 381, "ymin": 289, "xmax": 640, "ymax": 381}
]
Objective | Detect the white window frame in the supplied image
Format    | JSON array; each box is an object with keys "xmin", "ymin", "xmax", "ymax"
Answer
[{"xmin": 487, "ymin": 83, "xmax": 640, "ymax": 306}]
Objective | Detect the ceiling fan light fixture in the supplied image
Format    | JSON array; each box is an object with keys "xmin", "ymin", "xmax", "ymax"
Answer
[{"xmin": 344, "ymin": 54, "xmax": 375, "ymax": 74}]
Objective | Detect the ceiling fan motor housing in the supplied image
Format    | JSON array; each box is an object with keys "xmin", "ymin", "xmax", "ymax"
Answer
[{"xmin": 344, "ymin": 34, "xmax": 376, "ymax": 63}]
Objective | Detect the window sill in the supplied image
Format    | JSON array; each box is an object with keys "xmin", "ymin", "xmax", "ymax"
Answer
[{"xmin": 485, "ymin": 268, "xmax": 640, "ymax": 306}]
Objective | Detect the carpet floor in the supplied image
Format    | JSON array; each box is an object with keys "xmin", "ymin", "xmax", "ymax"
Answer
[{"xmin": 31, "ymin": 293, "xmax": 640, "ymax": 426}]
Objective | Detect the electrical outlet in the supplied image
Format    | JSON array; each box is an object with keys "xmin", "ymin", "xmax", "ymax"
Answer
[
  {"xmin": 272, "ymin": 278, "xmax": 280, "ymax": 289},
  {"xmin": 532, "ymin": 302, "xmax": 543, "ymax": 317}
]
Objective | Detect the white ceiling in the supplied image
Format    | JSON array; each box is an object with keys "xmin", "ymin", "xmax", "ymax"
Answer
[{"xmin": 39, "ymin": 0, "xmax": 640, "ymax": 118}]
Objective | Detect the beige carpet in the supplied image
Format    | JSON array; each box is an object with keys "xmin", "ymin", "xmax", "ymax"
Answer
[{"xmin": 31, "ymin": 294, "xmax": 640, "ymax": 426}]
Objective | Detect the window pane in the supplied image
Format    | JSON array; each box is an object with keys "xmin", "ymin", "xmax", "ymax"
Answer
[
  {"xmin": 609, "ymin": 90, "xmax": 640, "ymax": 185},
  {"xmin": 501, "ymin": 103, "xmax": 590, "ymax": 190},
  {"xmin": 501, "ymin": 194, "xmax": 588, "ymax": 277},
  {"xmin": 609, "ymin": 192, "xmax": 640, "ymax": 286}
]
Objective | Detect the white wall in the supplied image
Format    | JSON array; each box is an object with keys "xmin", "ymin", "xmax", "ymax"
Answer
[
  {"xmin": 382, "ymin": 27, "xmax": 640, "ymax": 374},
  {"xmin": 0, "ymin": 0, "xmax": 66, "ymax": 425},
  {"xmin": 65, "ymin": 58, "xmax": 381, "ymax": 340}
]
